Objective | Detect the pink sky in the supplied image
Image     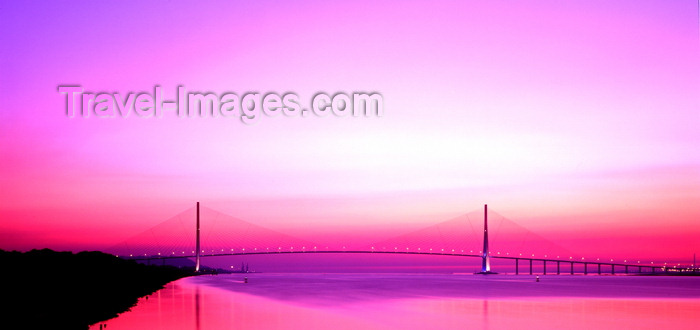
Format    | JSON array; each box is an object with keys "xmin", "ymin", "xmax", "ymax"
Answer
[{"xmin": 1, "ymin": 1, "xmax": 699, "ymax": 264}]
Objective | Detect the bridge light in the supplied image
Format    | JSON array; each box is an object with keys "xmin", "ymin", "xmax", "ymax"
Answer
[
  {"xmin": 158, "ymin": 253, "xmax": 161, "ymax": 256},
  {"xmin": 406, "ymin": 247, "xmax": 409, "ymax": 250},
  {"xmin": 441, "ymin": 249, "xmax": 444, "ymax": 252},
  {"xmin": 130, "ymin": 254, "xmax": 133, "ymax": 257}
]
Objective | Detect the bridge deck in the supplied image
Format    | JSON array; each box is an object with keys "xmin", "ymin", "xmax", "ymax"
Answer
[{"xmin": 125, "ymin": 250, "xmax": 678, "ymax": 274}]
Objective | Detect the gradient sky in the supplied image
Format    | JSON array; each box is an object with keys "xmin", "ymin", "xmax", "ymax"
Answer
[{"xmin": 1, "ymin": 1, "xmax": 699, "ymax": 264}]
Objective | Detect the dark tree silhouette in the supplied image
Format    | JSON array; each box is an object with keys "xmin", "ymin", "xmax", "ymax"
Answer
[{"xmin": 0, "ymin": 249, "xmax": 195, "ymax": 329}]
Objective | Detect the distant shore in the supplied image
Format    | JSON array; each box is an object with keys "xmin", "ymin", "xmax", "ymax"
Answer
[{"xmin": 0, "ymin": 249, "xmax": 196, "ymax": 329}]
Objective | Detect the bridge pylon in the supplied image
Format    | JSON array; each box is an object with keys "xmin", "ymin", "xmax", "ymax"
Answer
[
  {"xmin": 476, "ymin": 204, "xmax": 498, "ymax": 274},
  {"xmin": 195, "ymin": 202, "xmax": 201, "ymax": 272}
]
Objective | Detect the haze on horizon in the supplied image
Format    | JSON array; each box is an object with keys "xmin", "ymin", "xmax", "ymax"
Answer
[{"xmin": 1, "ymin": 0, "xmax": 698, "ymax": 264}]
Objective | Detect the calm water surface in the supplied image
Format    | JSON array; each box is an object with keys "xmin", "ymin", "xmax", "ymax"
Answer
[{"xmin": 91, "ymin": 274, "xmax": 700, "ymax": 329}]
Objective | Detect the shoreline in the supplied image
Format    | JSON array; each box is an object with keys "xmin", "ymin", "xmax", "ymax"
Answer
[{"xmin": 1, "ymin": 249, "xmax": 196, "ymax": 329}]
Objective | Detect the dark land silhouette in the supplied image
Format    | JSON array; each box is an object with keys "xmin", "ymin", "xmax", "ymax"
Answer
[{"xmin": 0, "ymin": 249, "xmax": 196, "ymax": 329}]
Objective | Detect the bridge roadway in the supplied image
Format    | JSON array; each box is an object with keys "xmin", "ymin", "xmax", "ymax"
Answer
[{"xmin": 126, "ymin": 250, "xmax": 674, "ymax": 275}]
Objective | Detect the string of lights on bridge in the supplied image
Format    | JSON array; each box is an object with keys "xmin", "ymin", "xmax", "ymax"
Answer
[{"xmin": 119, "ymin": 246, "xmax": 694, "ymax": 271}]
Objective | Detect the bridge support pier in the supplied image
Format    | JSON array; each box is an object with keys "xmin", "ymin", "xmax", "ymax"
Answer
[
  {"xmin": 598, "ymin": 263, "xmax": 601, "ymax": 275},
  {"xmin": 625, "ymin": 265, "xmax": 629, "ymax": 274},
  {"xmin": 584, "ymin": 263, "xmax": 588, "ymax": 275},
  {"xmin": 570, "ymin": 262, "xmax": 574, "ymax": 275},
  {"xmin": 529, "ymin": 259, "xmax": 533, "ymax": 275},
  {"xmin": 543, "ymin": 260, "xmax": 546, "ymax": 275},
  {"xmin": 557, "ymin": 261, "xmax": 560, "ymax": 275},
  {"xmin": 612, "ymin": 264, "xmax": 615, "ymax": 275},
  {"xmin": 515, "ymin": 258, "xmax": 519, "ymax": 275},
  {"xmin": 638, "ymin": 266, "xmax": 642, "ymax": 273}
]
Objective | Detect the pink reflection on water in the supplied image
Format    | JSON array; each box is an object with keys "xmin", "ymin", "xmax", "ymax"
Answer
[{"xmin": 92, "ymin": 274, "xmax": 700, "ymax": 329}]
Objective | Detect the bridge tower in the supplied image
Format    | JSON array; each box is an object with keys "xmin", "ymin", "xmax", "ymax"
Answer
[
  {"xmin": 195, "ymin": 202, "xmax": 201, "ymax": 272},
  {"xmin": 476, "ymin": 204, "xmax": 498, "ymax": 274}
]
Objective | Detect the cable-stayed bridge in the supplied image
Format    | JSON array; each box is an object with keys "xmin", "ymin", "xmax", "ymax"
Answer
[{"xmin": 109, "ymin": 203, "xmax": 695, "ymax": 275}]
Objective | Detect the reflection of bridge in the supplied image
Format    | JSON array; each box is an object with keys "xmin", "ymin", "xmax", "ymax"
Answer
[{"xmin": 117, "ymin": 203, "xmax": 693, "ymax": 275}]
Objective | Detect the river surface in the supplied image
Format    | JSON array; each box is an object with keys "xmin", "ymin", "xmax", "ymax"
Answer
[{"xmin": 91, "ymin": 273, "xmax": 700, "ymax": 329}]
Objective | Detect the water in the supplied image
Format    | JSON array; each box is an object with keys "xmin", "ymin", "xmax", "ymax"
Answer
[{"xmin": 91, "ymin": 274, "xmax": 700, "ymax": 329}]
